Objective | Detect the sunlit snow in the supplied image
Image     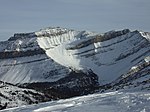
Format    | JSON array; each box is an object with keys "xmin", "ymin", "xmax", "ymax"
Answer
[{"xmin": 1, "ymin": 91, "xmax": 150, "ymax": 112}]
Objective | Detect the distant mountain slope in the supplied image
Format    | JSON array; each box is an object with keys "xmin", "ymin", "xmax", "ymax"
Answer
[{"xmin": 0, "ymin": 27, "xmax": 149, "ymax": 85}]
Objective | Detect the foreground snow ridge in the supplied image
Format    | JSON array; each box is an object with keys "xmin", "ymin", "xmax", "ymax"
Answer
[{"xmin": 1, "ymin": 91, "xmax": 150, "ymax": 112}]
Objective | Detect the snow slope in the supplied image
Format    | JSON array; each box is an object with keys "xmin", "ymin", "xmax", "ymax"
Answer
[
  {"xmin": 1, "ymin": 90, "xmax": 150, "ymax": 112},
  {"xmin": 0, "ymin": 54, "xmax": 69, "ymax": 84},
  {"xmin": 36, "ymin": 27, "xmax": 96, "ymax": 69}
]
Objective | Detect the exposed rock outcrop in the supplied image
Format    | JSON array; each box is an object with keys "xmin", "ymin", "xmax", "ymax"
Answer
[
  {"xmin": 0, "ymin": 48, "xmax": 45, "ymax": 59},
  {"xmin": 22, "ymin": 70, "xmax": 99, "ymax": 99}
]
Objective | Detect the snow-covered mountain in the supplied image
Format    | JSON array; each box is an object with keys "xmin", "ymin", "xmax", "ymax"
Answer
[
  {"xmin": 0, "ymin": 27, "xmax": 150, "ymax": 110},
  {"xmin": 0, "ymin": 27, "xmax": 149, "ymax": 84}
]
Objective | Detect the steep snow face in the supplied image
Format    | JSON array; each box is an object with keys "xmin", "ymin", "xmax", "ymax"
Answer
[
  {"xmin": 36, "ymin": 28, "xmax": 150, "ymax": 84},
  {"xmin": 36, "ymin": 28, "xmax": 81, "ymax": 69},
  {"xmin": 36, "ymin": 27, "xmax": 97, "ymax": 69},
  {"xmin": 1, "ymin": 91, "xmax": 150, "ymax": 112}
]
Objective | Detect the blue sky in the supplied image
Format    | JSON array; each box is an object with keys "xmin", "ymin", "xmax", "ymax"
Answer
[{"xmin": 0, "ymin": 0, "xmax": 150, "ymax": 40}]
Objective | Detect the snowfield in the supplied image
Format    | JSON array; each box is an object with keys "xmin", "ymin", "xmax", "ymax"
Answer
[{"xmin": 1, "ymin": 91, "xmax": 150, "ymax": 112}]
